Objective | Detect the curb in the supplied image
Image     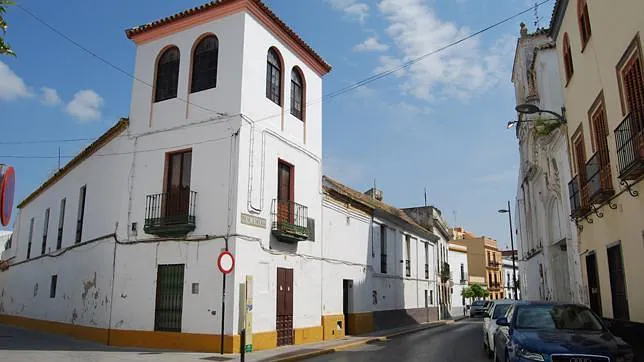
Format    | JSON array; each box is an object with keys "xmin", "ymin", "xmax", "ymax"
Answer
[{"xmin": 272, "ymin": 321, "xmax": 450, "ymax": 362}]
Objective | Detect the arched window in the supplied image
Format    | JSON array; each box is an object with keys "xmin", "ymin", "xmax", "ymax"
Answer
[
  {"xmin": 266, "ymin": 48, "xmax": 282, "ymax": 105},
  {"xmin": 563, "ymin": 33, "xmax": 574, "ymax": 83},
  {"xmin": 155, "ymin": 47, "xmax": 180, "ymax": 102},
  {"xmin": 577, "ymin": 0, "xmax": 592, "ymax": 50},
  {"xmin": 191, "ymin": 35, "xmax": 219, "ymax": 93},
  {"xmin": 290, "ymin": 67, "xmax": 304, "ymax": 120}
]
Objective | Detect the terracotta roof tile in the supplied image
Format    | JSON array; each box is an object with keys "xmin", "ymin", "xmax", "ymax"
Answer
[
  {"xmin": 17, "ymin": 119, "xmax": 129, "ymax": 209},
  {"xmin": 125, "ymin": 0, "xmax": 331, "ymax": 74},
  {"xmin": 323, "ymin": 176, "xmax": 439, "ymax": 242}
]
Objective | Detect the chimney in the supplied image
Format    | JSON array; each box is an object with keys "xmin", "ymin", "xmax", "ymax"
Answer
[{"xmin": 364, "ymin": 188, "xmax": 383, "ymax": 201}]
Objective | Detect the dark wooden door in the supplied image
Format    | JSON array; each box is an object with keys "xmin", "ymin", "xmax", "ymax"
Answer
[
  {"xmin": 343, "ymin": 279, "xmax": 352, "ymax": 334},
  {"xmin": 277, "ymin": 161, "xmax": 293, "ymax": 223},
  {"xmin": 165, "ymin": 151, "xmax": 192, "ymax": 222},
  {"xmin": 607, "ymin": 244, "xmax": 630, "ymax": 320},
  {"xmin": 622, "ymin": 54, "xmax": 644, "ymax": 157},
  {"xmin": 154, "ymin": 264, "xmax": 185, "ymax": 332},
  {"xmin": 276, "ymin": 267, "xmax": 293, "ymax": 346},
  {"xmin": 585, "ymin": 253, "xmax": 603, "ymax": 316}
]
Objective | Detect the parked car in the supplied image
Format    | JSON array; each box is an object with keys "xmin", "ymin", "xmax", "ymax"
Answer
[
  {"xmin": 493, "ymin": 302, "xmax": 633, "ymax": 362},
  {"xmin": 483, "ymin": 299, "xmax": 519, "ymax": 357},
  {"xmin": 470, "ymin": 299, "xmax": 491, "ymax": 318}
]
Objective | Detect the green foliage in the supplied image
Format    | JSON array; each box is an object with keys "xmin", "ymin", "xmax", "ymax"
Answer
[
  {"xmin": 0, "ymin": 0, "xmax": 15, "ymax": 56},
  {"xmin": 534, "ymin": 116, "xmax": 562, "ymax": 136},
  {"xmin": 470, "ymin": 284, "xmax": 489, "ymax": 299},
  {"xmin": 461, "ymin": 287, "xmax": 475, "ymax": 299}
]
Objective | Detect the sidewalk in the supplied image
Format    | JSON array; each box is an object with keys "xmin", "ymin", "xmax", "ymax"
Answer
[{"xmin": 229, "ymin": 320, "xmax": 453, "ymax": 362}]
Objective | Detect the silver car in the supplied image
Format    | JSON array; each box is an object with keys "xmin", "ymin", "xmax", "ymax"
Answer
[
  {"xmin": 482, "ymin": 300, "xmax": 516, "ymax": 357},
  {"xmin": 469, "ymin": 299, "xmax": 491, "ymax": 318}
]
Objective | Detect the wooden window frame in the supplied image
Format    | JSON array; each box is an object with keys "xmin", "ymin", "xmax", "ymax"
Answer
[
  {"xmin": 277, "ymin": 158, "xmax": 295, "ymax": 202},
  {"xmin": 571, "ymin": 125, "xmax": 587, "ymax": 177},
  {"xmin": 290, "ymin": 67, "xmax": 305, "ymax": 121},
  {"xmin": 616, "ymin": 33, "xmax": 644, "ymax": 116},
  {"xmin": 563, "ymin": 33, "xmax": 574, "ymax": 85},
  {"xmin": 154, "ymin": 46, "xmax": 181, "ymax": 103},
  {"xmin": 189, "ymin": 34, "xmax": 219, "ymax": 94},
  {"xmin": 266, "ymin": 47, "xmax": 284, "ymax": 106},
  {"xmin": 577, "ymin": 0, "xmax": 592, "ymax": 52}
]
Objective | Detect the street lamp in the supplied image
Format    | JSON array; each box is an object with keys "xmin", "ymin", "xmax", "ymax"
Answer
[
  {"xmin": 506, "ymin": 104, "xmax": 568, "ymax": 129},
  {"xmin": 498, "ymin": 201, "xmax": 519, "ymax": 300}
]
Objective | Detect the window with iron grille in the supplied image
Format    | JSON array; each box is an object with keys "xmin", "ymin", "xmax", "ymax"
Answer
[
  {"xmin": 577, "ymin": 0, "xmax": 591, "ymax": 50},
  {"xmin": 41, "ymin": 208, "xmax": 49, "ymax": 255},
  {"xmin": 266, "ymin": 48, "xmax": 282, "ymax": 105},
  {"xmin": 154, "ymin": 47, "xmax": 180, "ymax": 102},
  {"xmin": 588, "ymin": 93, "xmax": 614, "ymax": 195},
  {"xmin": 76, "ymin": 186, "xmax": 86, "ymax": 244},
  {"xmin": 380, "ymin": 224, "xmax": 387, "ymax": 273},
  {"xmin": 191, "ymin": 35, "xmax": 218, "ymax": 93},
  {"xmin": 424, "ymin": 242, "xmax": 429, "ymax": 279},
  {"xmin": 27, "ymin": 217, "xmax": 34, "ymax": 259},
  {"xmin": 57, "ymin": 198, "xmax": 65, "ymax": 250},
  {"xmin": 291, "ymin": 68, "xmax": 304, "ymax": 120},
  {"xmin": 405, "ymin": 235, "xmax": 411, "ymax": 277},
  {"xmin": 154, "ymin": 264, "xmax": 185, "ymax": 332},
  {"xmin": 460, "ymin": 263, "xmax": 465, "ymax": 282},
  {"xmin": 563, "ymin": 33, "xmax": 574, "ymax": 83}
]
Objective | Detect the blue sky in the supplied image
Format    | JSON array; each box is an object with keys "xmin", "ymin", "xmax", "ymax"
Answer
[{"xmin": 0, "ymin": 0, "xmax": 554, "ymax": 249}]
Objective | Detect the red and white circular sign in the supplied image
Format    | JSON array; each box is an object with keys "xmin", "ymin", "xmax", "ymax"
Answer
[
  {"xmin": 0, "ymin": 166, "xmax": 15, "ymax": 227},
  {"xmin": 217, "ymin": 251, "xmax": 235, "ymax": 274}
]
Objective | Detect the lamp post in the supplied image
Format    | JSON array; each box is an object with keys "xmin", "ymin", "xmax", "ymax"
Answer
[
  {"xmin": 506, "ymin": 104, "xmax": 567, "ymax": 129},
  {"xmin": 498, "ymin": 201, "xmax": 518, "ymax": 300}
]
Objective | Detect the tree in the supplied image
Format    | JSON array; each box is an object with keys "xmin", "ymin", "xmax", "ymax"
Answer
[
  {"xmin": 461, "ymin": 286, "xmax": 475, "ymax": 299},
  {"xmin": 1, "ymin": 0, "xmax": 15, "ymax": 56},
  {"xmin": 469, "ymin": 284, "xmax": 489, "ymax": 299}
]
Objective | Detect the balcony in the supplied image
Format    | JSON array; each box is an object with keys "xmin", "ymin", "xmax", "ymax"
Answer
[
  {"xmin": 144, "ymin": 191, "xmax": 196, "ymax": 237},
  {"xmin": 271, "ymin": 199, "xmax": 309, "ymax": 243},
  {"xmin": 405, "ymin": 260, "xmax": 411, "ymax": 277},
  {"xmin": 615, "ymin": 113, "xmax": 644, "ymax": 180},
  {"xmin": 568, "ymin": 175, "xmax": 589, "ymax": 218},
  {"xmin": 585, "ymin": 152, "xmax": 614, "ymax": 204}
]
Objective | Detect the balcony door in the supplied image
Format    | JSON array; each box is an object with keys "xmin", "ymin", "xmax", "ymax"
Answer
[
  {"xmin": 165, "ymin": 150, "xmax": 192, "ymax": 222},
  {"xmin": 277, "ymin": 160, "xmax": 294, "ymax": 223}
]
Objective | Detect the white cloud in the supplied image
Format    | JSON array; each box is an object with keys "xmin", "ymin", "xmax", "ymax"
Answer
[
  {"xmin": 374, "ymin": 55, "xmax": 407, "ymax": 78},
  {"xmin": 327, "ymin": 0, "xmax": 369, "ymax": 24},
  {"xmin": 377, "ymin": 0, "xmax": 514, "ymax": 101},
  {"xmin": 40, "ymin": 87, "xmax": 62, "ymax": 106},
  {"xmin": 65, "ymin": 89, "xmax": 104, "ymax": 122},
  {"xmin": 354, "ymin": 36, "xmax": 389, "ymax": 52},
  {"xmin": 0, "ymin": 61, "xmax": 32, "ymax": 101}
]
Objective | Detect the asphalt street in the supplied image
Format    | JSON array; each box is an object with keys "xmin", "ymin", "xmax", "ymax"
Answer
[{"xmin": 308, "ymin": 319, "xmax": 489, "ymax": 362}]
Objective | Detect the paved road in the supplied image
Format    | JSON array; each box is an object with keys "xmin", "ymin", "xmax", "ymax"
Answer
[{"xmin": 308, "ymin": 319, "xmax": 488, "ymax": 362}]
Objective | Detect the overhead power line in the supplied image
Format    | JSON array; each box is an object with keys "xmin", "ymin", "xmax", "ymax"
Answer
[
  {"xmin": 6, "ymin": 0, "xmax": 550, "ymax": 152},
  {"xmin": 15, "ymin": 3, "xmax": 226, "ymax": 117}
]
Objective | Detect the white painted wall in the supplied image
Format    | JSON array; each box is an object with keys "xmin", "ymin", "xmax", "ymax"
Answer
[
  {"xmin": 502, "ymin": 257, "xmax": 520, "ymax": 300},
  {"xmin": 449, "ymin": 248, "xmax": 468, "ymax": 316}
]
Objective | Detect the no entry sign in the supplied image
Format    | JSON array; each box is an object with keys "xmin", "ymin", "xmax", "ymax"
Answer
[{"xmin": 217, "ymin": 251, "xmax": 235, "ymax": 274}]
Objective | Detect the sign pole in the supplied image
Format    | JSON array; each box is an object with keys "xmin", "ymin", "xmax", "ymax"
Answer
[{"xmin": 220, "ymin": 271, "xmax": 226, "ymax": 354}]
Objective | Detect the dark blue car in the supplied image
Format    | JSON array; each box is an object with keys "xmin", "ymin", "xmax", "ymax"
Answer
[{"xmin": 493, "ymin": 302, "xmax": 633, "ymax": 362}]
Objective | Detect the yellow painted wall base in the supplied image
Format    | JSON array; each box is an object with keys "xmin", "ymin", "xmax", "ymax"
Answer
[
  {"xmin": 0, "ymin": 314, "xmax": 328, "ymax": 353},
  {"xmin": 294, "ymin": 325, "xmax": 323, "ymax": 345},
  {"xmin": 321, "ymin": 314, "xmax": 345, "ymax": 340},
  {"xmin": 346, "ymin": 312, "xmax": 374, "ymax": 335}
]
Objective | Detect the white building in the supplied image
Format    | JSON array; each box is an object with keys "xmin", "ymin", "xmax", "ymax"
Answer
[
  {"xmin": 448, "ymin": 243, "xmax": 468, "ymax": 317},
  {"xmin": 511, "ymin": 23, "xmax": 584, "ymax": 304},
  {"xmin": 0, "ymin": 0, "xmax": 440, "ymax": 353},
  {"xmin": 322, "ymin": 177, "xmax": 440, "ymax": 334},
  {"xmin": 501, "ymin": 253, "xmax": 520, "ymax": 300}
]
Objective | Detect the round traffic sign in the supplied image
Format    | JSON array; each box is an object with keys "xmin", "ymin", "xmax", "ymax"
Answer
[
  {"xmin": 217, "ymin": 251, "xmax": 235, "ymax": 274},
  {"xmin": 0, "ymin": 166, "xmax": 15, "ymax": 227}
]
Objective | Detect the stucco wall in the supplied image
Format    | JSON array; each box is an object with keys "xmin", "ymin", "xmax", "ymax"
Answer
[{"xmin": 555, "ymin": 0, "xmax": 644, "ymax": 321}]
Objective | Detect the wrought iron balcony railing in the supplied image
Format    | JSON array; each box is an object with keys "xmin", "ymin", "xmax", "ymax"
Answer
[
  {"xmin": 271, "ymin": 199, "xmax": 309, "ymax": 243},
  {"xmin": 405, "ymin": 260, "xmax": 411, "ymax": 277},
  {"xmin": 144, "ymin": 190, "xmax": 196, "ymax": 236},
  {"xmin": 615, "ymin": 112, "xmax": 644, "ymax": 180},
  {"xmin": 568, "ymin": 175, "xmax": 589, "ymax": 218},
  {"xmin": 585, "ymin": 152, "xmax": 614, "ymax": 204}
]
